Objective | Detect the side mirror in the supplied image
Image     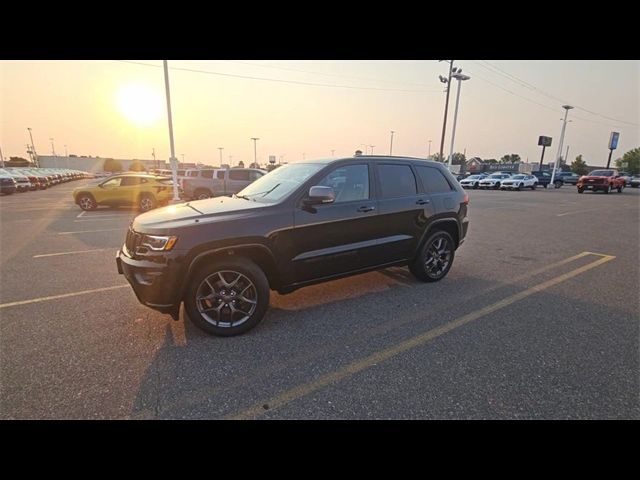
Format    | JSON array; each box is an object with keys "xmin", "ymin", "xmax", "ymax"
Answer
[{"xmin": 303, "ymin": 186, "xmax": 335, "ymax": 206}]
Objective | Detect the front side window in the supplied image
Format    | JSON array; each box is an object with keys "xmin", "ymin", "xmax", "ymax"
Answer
[
  {"xmin": 378, "ymin": 164, "xmax": 417, "ymax": 198},
  {"xmin": 121, "ymin": 176, "xmax": 142, "ymax": 186},
  {"xmin": 229, "ymin": 170, "xmax": 250, "ymax": 181},
  {"xmin": 317, "ymin": 164, "xmax": 369, "ymax": 203},
  {"xmin": 201, "ymin": 170, "xmax": 214, "ymax": 179},
  {"xmin": 101, "ymin": 177, "xmax": 122, "ymax": 187},
  {"xmin": 217, "ymin": 171, "xmax": 226, "ymax": 179}
]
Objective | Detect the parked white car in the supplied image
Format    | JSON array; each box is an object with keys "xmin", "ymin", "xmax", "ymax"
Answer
[
  {"xmin": 500, "ymin": 174, "xmax": 538, "ymax": 190},
  {"xmin": 479, "ymin": 173, "xmax": 511, "ymax": 190},
  {"xmin": 459, "ymin": 174, "xmax": 487, "ymax": 189}
]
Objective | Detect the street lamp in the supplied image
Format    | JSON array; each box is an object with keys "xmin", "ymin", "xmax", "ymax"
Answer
[
  {"xmin": 389, "ymin": 130, "xmax": 395, "ymax": 155},
  {"xmin": 370, "ymin": 145, "xmax": 375, "ymax": 155},
  {"xmin": 428, "ymin": 140, "xmax": 432, "ymax": 158},
  {"xmin": 162, "ymin": 60, "xmax": 181, "ymax": 203},
  {"xmin": 447, "ymin": 68, "xmax": 471, "ymax": 168},
  {"xmin": 438, "ymin": 60, "xmax": 455, "ymax": 161},
  {"xmin": 27, "ymin": 127, "xmax": 38, "ymax": 167},
  {"xmin": 251, "ymin": 137, "xmax": 260, "ymax": 165},
  {"xmin": 50, "ymin": 138, "xmax": 56, "ymax": 156},
  {"xmin": 549, "ymin": 105, "xmax": 574, "ymax": 187},
  {"xmin": 218, "ymin": 147, "xmax": 224, "ymax": 167}
]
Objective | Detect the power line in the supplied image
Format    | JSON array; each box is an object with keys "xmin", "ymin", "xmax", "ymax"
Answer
[
  {"xmin": 116, "ymin": 60, "xmax": 439, "ymax": 93},
  {"xmin": 473, "ymin": 60, "xmax": 638, "ymax": 127},
  {"xmin": 228, "ymin": 60, "xmax": 434, "ymax": 88}
]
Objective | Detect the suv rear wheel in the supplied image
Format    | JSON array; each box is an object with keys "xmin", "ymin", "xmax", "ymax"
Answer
[
  {"xmin": 184, "ymin": 257, "xmax": 270, "ymax": 336},
  {"xmin": 78, "ymin": 193, "xmax": 97, "ymax": 210},
  {"xmin": 409, "ymin": 230, "xmax": 455, "ymax": 282},
  {"xmin": 139, "ymin": 194, "xmax": 156, "ymax": 212}
]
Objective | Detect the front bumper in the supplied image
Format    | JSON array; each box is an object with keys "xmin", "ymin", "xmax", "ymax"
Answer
[{"xmin": 117, "ymin": 248, "xmax": 186, "ymax": 319}]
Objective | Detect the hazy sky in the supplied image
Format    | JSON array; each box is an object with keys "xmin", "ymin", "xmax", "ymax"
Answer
[{"xmin": 1, "ymin": 60, "xmax": 638, "ymax": 167}]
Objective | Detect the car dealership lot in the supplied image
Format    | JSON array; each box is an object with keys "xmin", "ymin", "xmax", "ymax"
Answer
[{"xmin": 1, "ymin": 180, "xmax": 638, "ymax": 419}]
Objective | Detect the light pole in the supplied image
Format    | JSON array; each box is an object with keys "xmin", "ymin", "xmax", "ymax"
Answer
[
  {"xmin": 181, "ymin": 154, "xmax": 185, "ymax": 167},
  {"xmin": 0, "ymin": 144, "xmax": 5, "ymax": 168},
  {"xmin": 64, "ymin": 144, "xmax": 68, "ymax": 157},
  {"xmin": 389, "ymin": 131, "xmax": 395, "ymax": 155},
  {"xmin": 218, "ymin": 147, "xmax": 224, "ymax": 167},
  {"xmin": 27, "ymin": 127, "xmax": 38, "ymax": 167},
  {"xmin": 438, "ymin": 60, "xmax": 455, "ymax": 161},
  {"xmin": 331, "ymin": 150, "xmax": 335, "ymax": 157},
  {"xmin": 50, "ymin": 138, "xmax": 56, "ymax": 156},
  {"xmin": 162, "ymin": 60, "xmax": 181, "ymax": 203},
  {"xmin": 152, "ymin": 148, "xmax": 157, "ymax": 170},
  {"xmin": 428, "ymin": 140, "xmax": 432, "ymax": 158},
  {"xmin": 564, "ymin": 145, "xmax": 570, "ymax": 168},
  {"xmin": 251, "ymin": 137, "xmax": 259, "ymax": 165},
  {"xmin": 447, "ymin": 68, "xmax": 471, "ymax": 169},
  {"xmin": 549, "ymin": 105, "xmax": 573, "ymax": 187},
  {"xmin": 370, "ymin": 145, "xmax": 375, "ymax": 155}
]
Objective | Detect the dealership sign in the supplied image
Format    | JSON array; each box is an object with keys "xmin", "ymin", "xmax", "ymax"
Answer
[
  {"xmin": 538, "ymin": 136, "xmax": 552, "ymax": 147},
  {"xmin": 609, "ymin": 132, "xmax": 620, "ymax": 150}
]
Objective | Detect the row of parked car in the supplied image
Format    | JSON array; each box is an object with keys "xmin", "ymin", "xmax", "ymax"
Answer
[
  {"xmin": 0, "ymin": 167, "xmax": 91, "ymax": 195},
  {"xmin": 457, "ymin": 171, "xmax": 564, "ymax": 190}
]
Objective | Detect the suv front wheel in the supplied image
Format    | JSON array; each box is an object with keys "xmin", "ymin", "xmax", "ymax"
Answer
[
  {"xmin": 184, "ymin": 257, "xmax": 270, "ymax": 336},
  {"xmin": 409, "ymin": 230, "xmax": 455, "ymax": 282}
]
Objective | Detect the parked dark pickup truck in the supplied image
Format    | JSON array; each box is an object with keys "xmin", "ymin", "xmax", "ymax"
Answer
[
  {"xmin": 532, "ymin": 171, "xmax": 563, "ymax": 188},
  {"xmin": 557, "ymin": 172, "xmax": 580, "ymax": 185},
  {"xmin": 182, "ymin": 168, "xmax": 266, "ymax": 200}
]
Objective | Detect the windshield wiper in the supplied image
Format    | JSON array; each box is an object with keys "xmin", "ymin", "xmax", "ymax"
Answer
[
  {"xmin": 233, "ymin": 194, "xmax": 251, "ymax": 201},
  {"xmin": 184, "ymin": 202, "xmax": 204, "ymax": 214},
  {"xmin": 236, "ymin": 183, "xmax": 281, "ymax": 201}
]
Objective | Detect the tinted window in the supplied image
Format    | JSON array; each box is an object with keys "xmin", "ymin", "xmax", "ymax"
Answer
[
  {"xmin": 187, "ymin": 171, "xmax": 199, "ymax": 177},
  {"xmin": 250, "ymin": 170, "xmax": 264, "ymax": 181},
  {"xmin": 201, "ymin": 170, "xmax": 214, "ymax": 179},
  {"xmin": 101, "ymin": 177, "xmax": 122, "ymax": 187},
  {"xmin": 378, "ymin": 164, "xmax": 417, "ymax": 198},
  {"xmin": 416, "ymin": 166, "xmax": 452, "ymax": 194},
  {"xmin": 177, "ymin": 170, "xmax": 185, "ymax": 176},
  {"xmin": 318, "ymin": 164, "xmax": 369, "ymax": 203},
  {"xmin": 229, "ymin": 170, "xmax": 250, "ymax": 181},
  {"xmin": 217, "ymin": 171, "xmax": 226, "ymax": 179},
  {"xmin": 121, "ymin": 176, "xmax": 142, "ymax": 186}
]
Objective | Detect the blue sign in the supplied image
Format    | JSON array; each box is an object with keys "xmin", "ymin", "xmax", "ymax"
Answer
[{"xmin": 609, "ymin": 131, "xmax": 620, "ymax": 150}]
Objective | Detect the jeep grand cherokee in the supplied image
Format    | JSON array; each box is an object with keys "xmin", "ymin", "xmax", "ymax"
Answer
[{"xmin": 116, "ymin": 156, "xmax": 470, "ymax": 336}]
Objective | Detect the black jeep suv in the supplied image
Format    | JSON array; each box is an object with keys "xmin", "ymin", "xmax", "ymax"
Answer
[{"xmin": 117, "ymin": 156, "xmax": 470, "ymax": 336}]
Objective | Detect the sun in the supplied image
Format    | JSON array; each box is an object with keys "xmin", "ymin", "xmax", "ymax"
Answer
[{"xmin": 117, "ymin": 84, "xmax": 163, "ymax": 126}]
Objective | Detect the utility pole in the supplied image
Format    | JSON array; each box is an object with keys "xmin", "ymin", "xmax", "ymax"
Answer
[
  {"xmin": 389, "ymin": 131, "xmax": 395, "ymax": 155},
  {"xmin": 251, "ymin": 137, "xmax": 259, "ymax": 165},
  {"xmin": 550, "ymin": 105, "xmax": 573, "ymax": 187},
  {"xmin": 27, "ymin": 127, "xmax": 38, "ymax": 167},
  {"xmin": 50, "ymin": 138, "xmax": 56, "ymax": 156},
  {"xmin": 218, "ymin": 147, "xmax": 224, "ymax": 167},
  {"xmin": 438, "ymin": 60, "xmax": 455, "ymax": 161},
  {"xmin": 370, "ymin": 145, "xmax": 375, "ymax": 155},
  {"xmin": 428, "ymin": 140, "xmax": 432, "ymax": 158},
  {"xmin": 447, "ymin": 69, "xmax": 471, "ymax": 168},
  {"xmin": 162, "ymin": 60, "xmax": 181, "ymax": 203},
  {"xmin": 152, "ymin": 148, "xmax": 157, "ymax": 170}
]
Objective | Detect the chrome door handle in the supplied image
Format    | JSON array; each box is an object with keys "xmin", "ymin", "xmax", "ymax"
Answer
[
  {"xmin": 416, "ymin": 199, "xmax": 430, "ymax": 205},
  {"xmin": 357, "ymin": 206, "xmax": 375, "ymax": 212}
]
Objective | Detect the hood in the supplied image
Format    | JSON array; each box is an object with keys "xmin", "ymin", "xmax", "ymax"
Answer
[{"xmin": 132, "ymin": 195, "xmax": 270, "ymax": 232}]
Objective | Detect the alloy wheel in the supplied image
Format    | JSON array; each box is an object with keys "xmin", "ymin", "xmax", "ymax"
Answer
[
  {"xmin": 196, "ymin": 270, "xmax": 258, "ymax": 328},
  {"xmin": 424, "ymin": 235, "xmax": 452, "ymax": 280}
]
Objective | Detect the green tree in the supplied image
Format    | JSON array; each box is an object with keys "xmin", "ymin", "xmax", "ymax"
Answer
[
  {"xmin": 428, "ymin": 153, "xmax": 445, "ymax": 162},
  {"xmin": 450, "ymin": 152, "xmax": 466, "ymax": 166},
  {"xmin": 571, "ymin": 154, "xmax": 588, "ymax": 176},
  {"xmin": 483, "ymin": 158, "xmax": 498, "ymax": 164},
  {"xmin": 129, "ymin": 160, "xmax": 146, "ymax": 172},
  {"xmin": 500, "ymin": 154, "xmax": 521, "ymax": 164},
  {"xmin": 615, "ymin": 147, "xmax": 640, "ymax": 175},
  {"xmin": 103, "ymin": 158, "xmax": 123, "ymax": 173}
]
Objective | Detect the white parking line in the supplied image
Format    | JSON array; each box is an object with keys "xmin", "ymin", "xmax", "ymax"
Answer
[
  {"xmin": 0, "ymin": 285, "xmax": 129, "ymax": 309},
  {"xmin": 76, "ymin": 211, "xmax": 85, "ymax": 218},
  {"xmin": 33, "ymin": 248, "xmax": 110, "ymax": 258},
  {"xmin": 57, "ymin": 228, "xmax": 123, "ymax": 235}
]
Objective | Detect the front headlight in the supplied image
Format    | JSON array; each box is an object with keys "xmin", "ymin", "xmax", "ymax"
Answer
[{"xmin": 140, "ymin": 234, "xmax": 178, "ymax": 251}]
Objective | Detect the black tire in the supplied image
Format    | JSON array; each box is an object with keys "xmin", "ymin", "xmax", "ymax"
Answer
[
  {"xmin": 194, "ymin": 189, "xmax": 212, "ymax": 200},
  {"xmin": 77, "ymin": 193, "xmax": 97, "ymax": 210},
  {"xmin": 603, "ymin": 185, "xmax": 611, "ymax": 194},
  {"xmin": 494, "ymin": 182, "xmax": 501, "ymax": 190},
  {"xmin": 184, "ymin": 257, "xmax": 270, "ymax": 336},
  {"xmin": 139, "ymin": 193, "xmax": 156, "ymax": 212},
  {"xmin": 531, "ymin": 183, "xmax": 536, "ymax": 190},
  {"xmin": 409, "ymin": 230, "xmax": 455, "ymax": 283},
  {"xmin": 577, "ymin": 187, "xmax": 584, "ymax": 194},
  {"xmin": 473, "ymin": 182, "xmax": 479, "ymax": 189},
  {"xmin": 517, "ymin": 183, "xmax": 523, "ymax": 191},
  {"xmin": 617, "ymin": 185, "xmax": 623, "ymax": 193},
  {"xmin": 554, "ymin": 181, "xmax": 562, "ymax": 189}
]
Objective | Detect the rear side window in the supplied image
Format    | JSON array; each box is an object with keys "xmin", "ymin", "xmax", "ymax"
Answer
[
  {"xmin": 229, "ymin": 170, "xmax": 250, "ymax": 181},
  {"xmin": 201, "ymin": 170, "xmax": 214, "ymax": 179},
  {"xmin": 121, "ymin": 177, "xmax": 142, "ymax": 186},
  {"xmin": 250, "ymin": 170, "xmax": 264, "ymax": 181},
  {"xmin": 217, "ymin": 171, "xmax": 226, "ymax": 179},
  {"xmin": 415, "ymin": 166, "xmax": 452, "ymax": 193},
  {"xmin": 378, "ymin": 164, "xmax": 417, "ymax": 198}
]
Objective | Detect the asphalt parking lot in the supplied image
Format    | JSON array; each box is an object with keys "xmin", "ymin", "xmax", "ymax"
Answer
[{"xmin": 1, "ymin": 181, "xmax": 638, "ymax": 419}]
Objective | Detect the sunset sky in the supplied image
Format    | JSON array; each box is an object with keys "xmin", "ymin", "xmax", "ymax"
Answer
[{"xmin": 1, "ymin": 60, "xmax": 638, "ymax": 167}]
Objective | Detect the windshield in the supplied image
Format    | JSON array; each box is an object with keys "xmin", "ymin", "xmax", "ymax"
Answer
[
  {"xmin": 512, "ymin": 175, "xmax": 525, "ymax": 179},
  {"xmin": 589, "ymin": 170, "xmax": 614, "ymax": 176},
  {"xmin": 466, "ymin": 175, "xmax": 482, "ymax": 180},
  {"xmin": 489, "ymin": 174, "xmax": 507, "ymax": 178},
  {"xmin": 236, "ymin": 163, "xmax": 325, "ymax": 203}
]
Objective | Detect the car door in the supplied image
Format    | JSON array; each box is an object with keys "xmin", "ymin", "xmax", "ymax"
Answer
[
  {"xmin": 290, "ymin": 163, "xmax": 379, "ymax": 283},
  {"xmin": 96, "ymin": 176, "xmax": 123, "ymax": 204},
  {"xmin": 374, "ymin": 163, "xmax": 433, "ymax": 263},
  {"xmin": 119, "ymin": 176, "xmax": 144, "ymax": 205}
]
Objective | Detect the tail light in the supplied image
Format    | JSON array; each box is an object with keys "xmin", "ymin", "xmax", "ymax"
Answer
[{"xmin": 463, "ymin": 193, "xmax": 469, "ymax": 205}]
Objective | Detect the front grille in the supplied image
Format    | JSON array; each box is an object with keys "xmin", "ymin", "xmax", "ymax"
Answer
[{"xmin": 125, "ymin": 227, "xmax": 142, "ymax": 255}]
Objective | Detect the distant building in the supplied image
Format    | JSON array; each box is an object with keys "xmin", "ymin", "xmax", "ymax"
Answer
[
  {"xmin": 466, "ymin": 157, "xmax": 484, "ymax": 173},
  {"xmin": 37, "ymin": 155, "xmax": 168, "ymax": 172}
]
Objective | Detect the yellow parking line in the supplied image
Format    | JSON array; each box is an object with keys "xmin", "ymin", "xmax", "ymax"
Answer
[
  {"xmin": 57, "ymin": 228, "xmax": 123, "ymax": 235},
  {"xmin": 226, "ymin": 252, "xmax": 615, "ymax": 420},
  {"xmin": 33, "ymin": 249, "xmax": 109, "ymax": 258},
  {"xmin": 0, "ymin": 285, "xmax": 130, "ymax": 309}
]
